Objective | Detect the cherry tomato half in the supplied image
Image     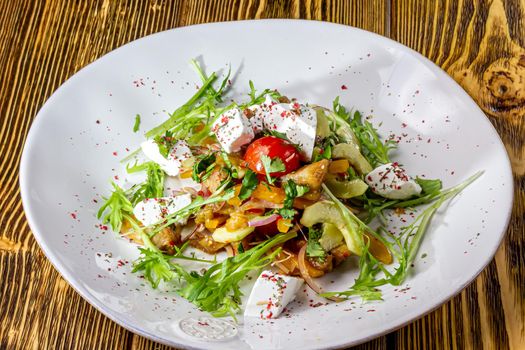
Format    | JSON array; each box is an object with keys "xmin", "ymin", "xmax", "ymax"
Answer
[{"xmin": 244, "ymin": 136, "xmax": 301, "ymax": 176}]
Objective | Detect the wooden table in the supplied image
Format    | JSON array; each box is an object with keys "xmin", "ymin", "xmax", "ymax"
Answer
[{"xmin": 1, "ymin": 1, "xmax": 523, "ymax": 349}]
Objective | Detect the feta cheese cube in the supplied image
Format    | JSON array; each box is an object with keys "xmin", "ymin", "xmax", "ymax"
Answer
[
  {"xmin": 365, "ymin": 162, "xmax": 422, "ymax": 199},
  {"xmin": 212, "ymin": 108, "xmax": 254, "ymax": 153},
  {"xmin": 269, "ymin": 103, "xmax": 317, "ymax": 161},
  {"xmin": 244, "ymin": 270, "xmax": 304, "ymax": 319},
  {"xmin": 247, "ymin": 96, "xmax": 317, "ymax": 160},
  {"xmin": 141, "ymin": 139, "xmax": 192, "ymax": 176},
  {"xmin": 132, "ymin": 194, "xmax": 192, "ymax": 226}
]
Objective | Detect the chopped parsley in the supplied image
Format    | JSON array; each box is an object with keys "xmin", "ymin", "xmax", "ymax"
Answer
[
  {"xmin": 278, "ymin": 180, "xmax": 309, "ymax": 219},
  {"xmin": 306, "ymin": 226, "xmax": 326, "ymax": 260},
  {"xmin": 260, "ymin": 155, "xmax": 285, "ymax": 184},
  {"xmin": 238, "ymin": 169, "xmax": 258, "ymax": 200}
]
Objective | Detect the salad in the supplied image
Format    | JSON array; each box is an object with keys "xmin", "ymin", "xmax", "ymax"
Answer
[{"xmin": 98, "ymin": 60, "xmax": 481, "ymax": 320}]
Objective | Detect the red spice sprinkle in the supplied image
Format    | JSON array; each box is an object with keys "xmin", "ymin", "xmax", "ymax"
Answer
[
  {"xmin": 401, "ymin": 123, "xmax": 407, "ymax": 128},
  {"xmin": 70, "ymin": 213, "xmax": 77, "ymax": 219},
  {"xmin": 341, "ymin": 85, "xmax": 348, "ymax": 90},
  {"xmin": 95, "ymin": 120, "xmax": 101, "ymax": 124},
  {"xmin": 112, "ymin": 151, "xmax": 118, "ymax": 156},
  {"xmin": 114, "ymin": 175, "xmax": 119, "ymax": 180}
]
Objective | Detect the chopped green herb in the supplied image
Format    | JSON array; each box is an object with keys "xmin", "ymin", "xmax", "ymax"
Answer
[
  {"xmin": 278, "ymin": 180, "xmax": 309, "ymax": 219},
  {"xmin": 238, "ymin": 169, "xmax": 258, "ymax": 200},
  {"xmin": 133, "ymin": 114, "xmax": 141, "ymax": 133},
  {"xmin": 192, "ymin": 153, "xmax": 216, "ymax": 182},
  {"xmin": 260, "ymin": 155, "xmax": 285, "ymax": 184},
  {"xmin": 306, "ymin": 227, "xmax": 326, "ymax": 259},
  {"xmin": 154, "ymin": 130, "xmax": 176, "ymax": 158},
  {"xmin": 237, "ymin": 242, "xmax": 245, "ymax": 254}
]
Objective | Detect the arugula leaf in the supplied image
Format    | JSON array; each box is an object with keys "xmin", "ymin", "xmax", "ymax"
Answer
[
  {"xmin": 415, "ymin": 178, "xmax": 442, "ymax": 195},
  {"xmin": 133, "ymin": 231, "xmax": 297, "ymax": 319},
  {"xmin": 238, "ymin": 169, "xmax": 258, "ymax": 200},
  {"xmin": 243, "ymin": 80, "xmax": 281, "ymax": 107},
  {"xmin": 260, "ymin": 155, "xmax": 285, "ymax": 184},
  {"xmin": 97, "ymin": 183, "xmax": 134, "ymax": 232},
  {"xmin": 278, "ymin": 180, "xmax": 309, "ymax": 219},
  {"xmin": 306, "ymin": 227, "xmax": 326, "ymax": 259},
  {"xmin": 145, "ymin": 72, "xmax": 218, "ymax": 139},
  {"xmin": 133, "ymin": 114, "xmax": 141, "ymax": 132},
  {"xmin": 192, "ymin": 153, "xmax": 216, "ymax": 182},
  {"xmin": 133, "ymin": 248, "xmax": 179, "ymax": 289},
  {"xmin": 320, "ymin": 171, "xmax": 483, "ymax": 301},
  {"xmin": 331, "ymin": 97, "xmax": 396, "ymax": 167},
  {"xmin": 359, "ymin": 177, "xmax": 443, "ymax": 223},
  {"xmin": 126, "ymin": 161, "xmax": 165, "ymax": 205}
]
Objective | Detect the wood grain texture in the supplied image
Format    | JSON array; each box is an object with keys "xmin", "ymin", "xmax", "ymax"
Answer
[{"xmin": 0, "ymin": 0, "xmax": 522, "ymax": 349}]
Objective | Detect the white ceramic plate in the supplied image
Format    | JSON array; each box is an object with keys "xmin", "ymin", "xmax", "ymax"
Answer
[{"xmin": 20, "ymin": 20, "xmax": 513, "ymax": 349}]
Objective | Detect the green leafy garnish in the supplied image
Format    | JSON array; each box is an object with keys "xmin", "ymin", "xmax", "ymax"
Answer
[
  {"xmin": 278, "ymin": 180, "xmax": 309, "ymax": 219},
  {"xmin": 97, "ymin": 183, "xmax": 134, "ymax": 233},
  {"xmin": 192, "ymin": 153, "xmax": 216, "ymax": 182},
  {"xmin": 260, "ymin": 155, "xmax": 285, "ymax": 184},
  {"xmin": 154, "ymin": 130, "xmax": 176, "ymax": 158},
  {"xmin": 359, "ymin": 177, "xmax": 443, "ymax": 223},
  {"xmin": 416, "ymin": 178, "xmax": 442, "ymax": 195},
  {"xmin": 132, "ymin": 242, "xmax": 214, "ymax": 289},
  {"xmin": 238, "ymin": 169, "xmax": 258, "ymax": 200},
  {"xmin": 220, "ymin": 152, "xmax": 239, "ymax": 179},
  {"xmin": 306, "ymin": 226, "xmax": 326, "ymax": 259},
  {"xmin": 320, "ymin": 171, "xmax": 483, "ymax": 301},
  {"xmin": 132, "ymin": 231, "xmax": 297, "ymax": 319},
  {"xmin": 133, "ymin": 114, "xmax": 141, "ymax": 133},
  {"xmin": 126, "ymin": 161, "xmax": 165, "ymax": 205},
  {"xmin": 332, "ymin": 97, "xmax": 396, "ymax": 167}
]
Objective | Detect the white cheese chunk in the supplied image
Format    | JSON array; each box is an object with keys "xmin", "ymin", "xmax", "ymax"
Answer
[
  {"xmin": 212, "ymin": 108, "xmax": 254, "ymax": 153},
  {"xmin": 244, "ymin": 270, "xmax": 304, "ymax": 319},
  {"xmin": 365, "ymin": 162, "xmax": 422, "ymax": 199},
  {"xmin": 132, "ymin": 194, "xmax": 192, "ymax": 226},
  {"xmin": 141, "ymin": 139, "xmax": 192, "ymax": 176},
  {"xmin": 247, "ymin": 95, "xmax": 317, "ymax": 160}
]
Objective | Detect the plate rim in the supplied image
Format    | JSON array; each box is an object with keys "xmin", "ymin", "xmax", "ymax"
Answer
[{"xmin": 19, "ymin": 18, "xmax": 514, "ymax": 350}]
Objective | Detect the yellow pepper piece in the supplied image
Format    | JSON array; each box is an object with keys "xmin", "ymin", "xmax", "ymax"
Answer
[
  {"xmin": 277, "ymin": 218, "xmax": 292, "ymax": 233},
  {"xmin": 328, "ymin": 159, "xmax": 350, "ymax": 174}
]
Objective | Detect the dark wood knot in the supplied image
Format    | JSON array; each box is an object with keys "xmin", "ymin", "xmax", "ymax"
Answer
[{"xmin": 482, "ymin": 55, "xmax": 525, "ymax": 115}]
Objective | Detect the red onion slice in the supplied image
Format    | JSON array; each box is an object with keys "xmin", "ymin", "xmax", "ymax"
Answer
[{"xmin": 248, "ymin": 214, "xmax": 279, "ymax": 227}]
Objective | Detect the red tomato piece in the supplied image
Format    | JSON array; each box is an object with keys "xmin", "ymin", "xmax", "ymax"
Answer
[{"xmin": 244, "ymin": 136, "xmax": 301, "ymax": 176}]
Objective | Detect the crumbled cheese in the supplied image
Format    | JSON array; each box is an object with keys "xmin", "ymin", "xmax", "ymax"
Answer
[
  {"xmin": 132, "ymin": 194, "xmax": 192, "ymax": 226},
  {"xmin": 244, "ymin": 270, "xmax": 304, "ymax": 319},
  {"xmin": 212, "ymin": 108, "xmax": 254, "ymax": 153},
  {"xmin": 141, "ymin": 139, "xmax": 192, "ymax": 176},
  {"xmin": 247, "ymin": 95, "xmax": 317, "ymax": 160},
  {"xmin": 365, "ymin": 162, "xmax": 422, "ymax": 199}
]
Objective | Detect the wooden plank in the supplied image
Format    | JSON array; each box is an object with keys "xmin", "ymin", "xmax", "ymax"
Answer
[
  {"xmin": 391, "ymin": 0, "xmax": 524, "ymax": 349},
  {"xmin": 0, "ymin": 0, "xmax": 522, "ymax": 349}
]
